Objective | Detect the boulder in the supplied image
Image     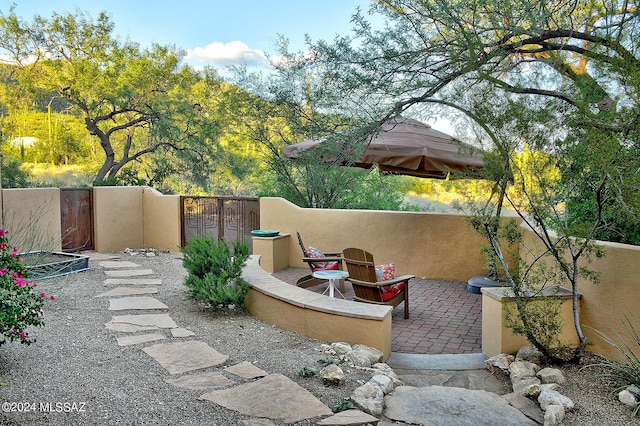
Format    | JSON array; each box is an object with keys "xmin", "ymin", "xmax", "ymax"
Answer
[
  {"xmin": 543, "ymin": 404, "xmax": 565, "ymax": 426},
  {"xmin": 320, "ymin": 364, "xmax": 345, "ymax": 386},
  {"xmin": 516, "ymin": 346, "xmax": 544, "ymax": 364},
  {"xmin": 538, "ymin": 389, "xmax": 574, "ymax": 411},
  {"xmin": 536, "ymin": 367, "xmax": 565, "ymax": 385}
]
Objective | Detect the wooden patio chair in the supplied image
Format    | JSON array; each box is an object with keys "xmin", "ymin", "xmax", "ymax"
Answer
[
  {"xmin": 342, "ymin": 247, "xmax": 413, "ymax": 319},
  {"xmin": 296, "ymin": 232, "xmax": 344, "ymax": 291}
]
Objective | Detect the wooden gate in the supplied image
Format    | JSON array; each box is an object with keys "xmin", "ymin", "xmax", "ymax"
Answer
[
  {"xmin": 60, "ymin": 188, "xmax": 94, "ymax": 252},
  {"xmin": 180, "ymin": 196, "xmax": 260, "ymax": 252}
]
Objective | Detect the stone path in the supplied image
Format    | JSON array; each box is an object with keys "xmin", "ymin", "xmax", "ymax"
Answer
[
  {"xmin": 97, "ymin": 259, "xmax": 345, "ymax": 424},
  {"xmin": 97, "ymin": 258, "xmax": 542, "ymax": 425}
]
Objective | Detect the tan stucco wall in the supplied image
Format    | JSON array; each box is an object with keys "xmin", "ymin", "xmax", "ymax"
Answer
[
  {"xmin": 258, "ymin": 197, "xmax": 502, "ymax": 281},
  {"xmin": 1, "ymin": 188, "xmax": 61, "ymax": 252},
  {"xmin": 142, "ymin": 187, "xmax": 181, "ymax": 251},
  {"xmin": 93, "ymin": 186, "xmax": 144, "ymax": 252}
]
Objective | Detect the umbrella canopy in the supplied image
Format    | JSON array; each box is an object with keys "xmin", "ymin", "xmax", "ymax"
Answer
[{"xmin": 283, "ymin": 117, "xmax": 484, "ymax": 179}]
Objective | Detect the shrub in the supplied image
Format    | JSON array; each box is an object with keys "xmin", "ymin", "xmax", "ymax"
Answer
[
  {"xmin": 181, "ymin": 235, "xmax": 250, "ymax": 310},
  {"xmin": 0, "ymin": 229, "xmax": 53, "ymax": 345}
]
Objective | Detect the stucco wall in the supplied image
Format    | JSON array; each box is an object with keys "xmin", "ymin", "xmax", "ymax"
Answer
[
  {"xmin": 142, "ymin": 187, "xmax": 181, "ymax": 251},
  {"xmin": 93, "ymin": 186, "xmax": 144, "ymax": 252},
  {"xmin": 259, "ymin": 197, "xmax": 498, "ymax": 281},
  {"xmin": 1, "ymin": 188, "xmax": 61, "ymax": 252}
]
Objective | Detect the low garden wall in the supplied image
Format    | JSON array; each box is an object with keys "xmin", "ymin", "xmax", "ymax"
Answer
[{"xmin": 244, "ymin": 256, "xmax": 393, "ymax": 360}]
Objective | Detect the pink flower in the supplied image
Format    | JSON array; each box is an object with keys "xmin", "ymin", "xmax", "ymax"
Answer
[
  {"xmin": 40, "ymin": 292, "xmax": 46, "ymax": 298},
  {"xmin": 50, "ymin": 295, "xmax": 55, "ymax": 301},
  {"xmin": 32, "ymin": 283, "xmax": 37, "ymax": 288},
  {"xmin": 19, "ymin": 331, "xmax": 26, "ymax": 340}
]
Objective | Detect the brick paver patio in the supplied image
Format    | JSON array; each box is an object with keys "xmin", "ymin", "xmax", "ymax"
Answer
[{"xmin": 272, "ymin": 267, "xmax": 482, "ymax": 355}]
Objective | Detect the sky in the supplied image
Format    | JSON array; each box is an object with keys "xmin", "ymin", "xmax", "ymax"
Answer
[{"xmin": 4, "ymin": 0, "xmax": 377, "ymax": 70}]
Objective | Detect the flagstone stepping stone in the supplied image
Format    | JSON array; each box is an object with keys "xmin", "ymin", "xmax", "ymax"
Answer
[
  {"xmin": 108, "ymin": 296, "xmax": 169, "ymax": 311},
  {"xmin": 241, "ymin": 420, "xmax": 276, "ymax": 426},
  {"xmin": 104, "ymin": 278, "xmax": 162, "ymax": 286},
  {"xmin": 224, "ymin": 361, "xmax": 268, "ymax": 379},
  {"xmin": 105, "ymin": 269, "xmax": 155, "ymax": 277},
  {"xmin": 99, "ymin": 261, "xmax": 141, "ymax": 268},
  {"xmin": 110, "ymin": 313, "xmax": 177, "ymax": 329},
  {"xmin": 116, "ymin": 333, "xmax": 166, "ymax": 346},
  {"xmin": 105, "ymin": 322, "xmax": 160, "ymax": 333},
  {"xmin": 170, "ymin": 328, "xmax": 195, "ymax": 338},
  {"xmin": 316, "ymin": 409, "xmax": 379, "ymax": 425},
  {"xmin": 165, "ymin": 372, "xmax": 235, "ymax": 390},
  {"xmin": 199, "ymin": 373, "xmax": 332, "ymax": 423},
  {"xmin": 143, "ymin": 341, "xmax": 228, "ymax": 375},
  {"xmin": 96, "ymin": 287, "xmax": 159, "ymax": 297},
  {"xmin": 384, "ymin": 385, "xmax": 537, "ymax": 426}
]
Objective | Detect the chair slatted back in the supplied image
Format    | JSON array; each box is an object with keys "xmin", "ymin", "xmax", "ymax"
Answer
[{"xmin": 342, "ymin": 248, "xmax": 383, "ymax": 302}]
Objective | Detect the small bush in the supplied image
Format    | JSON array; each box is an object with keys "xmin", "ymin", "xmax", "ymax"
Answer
[
  {"xmin": 181, "ymin": 235, "xmax": 250, "ymax": 310},
  {"xmin": 0, "ymin": 229, "xmax": 54, "ymax": 345}
]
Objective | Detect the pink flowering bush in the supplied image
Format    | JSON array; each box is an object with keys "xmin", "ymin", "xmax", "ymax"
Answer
[{"xmin": 0, "ymin": 229, "xmax": 53, "ymax": 346}]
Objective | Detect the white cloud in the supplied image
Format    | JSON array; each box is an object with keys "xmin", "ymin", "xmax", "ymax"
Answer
[{"xmin": 185, "ymin": 41, "xmax": 268, "ymax": 67}]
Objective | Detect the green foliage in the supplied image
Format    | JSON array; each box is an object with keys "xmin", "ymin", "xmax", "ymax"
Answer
[
  {"xmin": 331, "ymin": 397, "xmax": 356, "ymax": 413},
  {"xmin": 0, "ymin": 229, "xmax": 53, "ymax": 346},
  {"xmin": 585, "ymin": 318, "xmax": 640, "ymax": 416},
  {"xmin": 0, "ymin": 156, "xmax": 29, "ymax": 188},
  {"xmin": 181, "ymin": 236, "xmax": 250, "ymax": 310},
  {"xmin": 297, "ymin": 366, "xmax": 319, "ymax": 378}
]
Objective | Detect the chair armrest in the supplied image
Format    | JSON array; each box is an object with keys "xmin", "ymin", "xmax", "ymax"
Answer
[
  {"xmin": 323, "ymin": 251, "xmax": 343, "ymax": 257},
  {"xmin": 302, "ymin": 256, "xmax": 343, "ymax": 263},
  {"xmin": 347, "ymin": 275, "xmax": 414, "ymax": 287},
  {"xmin": 376, "ymin": 274, "xmax": 414, "ymax": 286}
]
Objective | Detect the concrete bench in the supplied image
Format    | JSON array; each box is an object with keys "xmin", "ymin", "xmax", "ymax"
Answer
[{"xmin": 243, "ymin": 256, "xmax": 393, "ymax": 360}]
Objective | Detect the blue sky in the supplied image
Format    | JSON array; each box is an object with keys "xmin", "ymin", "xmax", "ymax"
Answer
[{"xmin": 5, "ymin": 0, "xmax": 376, "ymax": 70}]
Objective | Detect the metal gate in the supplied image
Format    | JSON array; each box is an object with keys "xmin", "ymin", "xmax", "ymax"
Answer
[
  {"xmin": 60, "ymin": 188, "xmax": 94, "ymax": 252},
  {"xmin": 180, "ymin": 196, "xmax": 260, "ymax": 252}
]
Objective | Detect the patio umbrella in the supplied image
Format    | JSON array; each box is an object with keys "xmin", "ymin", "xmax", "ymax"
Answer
[{"xmin": 282, "ymin": 117, "xmax": 484, "ymax": 179}]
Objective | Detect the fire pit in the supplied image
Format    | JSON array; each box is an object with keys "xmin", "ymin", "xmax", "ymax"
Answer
[{"xmin": 20, "ymin": 251, "xmax": 90, "ymax": 280}]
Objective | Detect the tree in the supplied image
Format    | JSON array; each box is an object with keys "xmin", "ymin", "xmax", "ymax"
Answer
[
  {"xmin": 253, "ymin": 0, "xmax": 639, "ymax": 362},
  {"xmin": 0, "ymin": 8, "xmax": 221, "ymax": 184}
]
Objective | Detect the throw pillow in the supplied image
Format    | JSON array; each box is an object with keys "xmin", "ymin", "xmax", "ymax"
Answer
[{"xmin": 375, "ymin": 263, "xmax": 396, "ymax": 282}]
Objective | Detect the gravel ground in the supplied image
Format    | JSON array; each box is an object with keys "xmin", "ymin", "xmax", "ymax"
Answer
[{"xmin": 1, "ymin": 252, "xmax": 638, "ymax": 425}]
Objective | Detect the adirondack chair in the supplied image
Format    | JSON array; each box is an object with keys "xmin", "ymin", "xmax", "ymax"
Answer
[
  {"xmin": 341, "ymin": 247, "xmax": 413, "ymax": 319},
  {"xmin": 296, "ymin": 232, "xmax": 344, "ymax": 291}
]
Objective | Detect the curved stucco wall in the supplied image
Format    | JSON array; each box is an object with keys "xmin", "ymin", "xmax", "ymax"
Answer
[{"xmin": 258, "ymin": 197, "xmax": 500, "ymax": 281}]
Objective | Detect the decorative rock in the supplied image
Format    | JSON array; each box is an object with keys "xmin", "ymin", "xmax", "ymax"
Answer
[
  {"xmin": 320, "ymin": 364, "xmax": 345, "ymax": 386},
  {"xmin": 372, "ymin": 363, "xmax": 403, "ymax": 387},
  {"xmin": 484, "ymin": 354, "xmax": 514, "ymax": 372},
  {"xmin": 516, "ymin": 346, "xmax": 544, "ymax": 364},
  {"xmin": 628, "ymin": 385, "xmax": 640, "ymax": 398},
  {"xmin": 543, "ymin": 404, "xmax": 565, "ymax": 425},
  {"xmin": 512, "ymin": 377, "xmax": 541, "ymax": 397},
  {"xmin": 538, "ymin": 389, "xmax": 574, "ymax": 411},
  {"xmin": 537, "ymin": 367, "xmax": 565, "ymax": 385},
  {"xmin": 509, "ymin": 360, "xmax": 540, "ymax": 381},
  {"xmin": 351, "ymin": 381, "xmax": 385, "ymax": 416},
  {"xmin": 501, "ymin": 392, "xmax": 545, "ymax": 424},
  {"xmin": 352, "ymin": 344, "xmax": 384, "ymax": 364},
  {"xmin": 347, "ymin": 351, "xmax": 372, "ymax": 368},
  {"xmin": 539, "ymin": 383, "xmax": 561, "ymax": 392},
  {"xmin": 370, "ymin": 374, "xmax": 395, "ymax": 395},
  {"xmin": 332, "ymin": 342, "xmax": 353, "ymax": 356},
  {"xmin": 618, "ymin": 389, "xmax": 639, "ymax": 408},
  {"xmin": 315, "ymin": 409, "xmax": 379, "ymax": 425}
]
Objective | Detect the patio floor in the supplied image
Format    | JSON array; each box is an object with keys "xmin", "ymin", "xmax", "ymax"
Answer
[{"xmin": 271, "ymin": 267, "xmax": 483, "ymax": 355}]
